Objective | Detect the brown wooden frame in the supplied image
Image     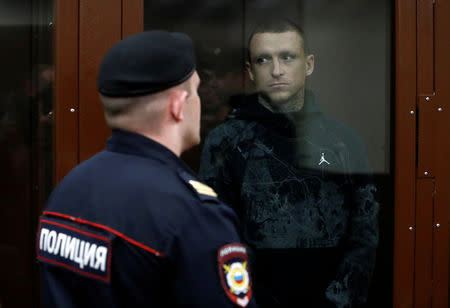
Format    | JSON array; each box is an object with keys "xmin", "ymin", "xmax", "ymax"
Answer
[
  {"xmin": 55, "ymin": 0, "xmax": 144, "ymax": 171},
  {"xmin": 393, "ymin": 1, "xmax": 417, "ymax": 307},
  {"xmin": 393, "ymin": 1, "xmax": 449, "ymax": 307},
  {"xmin": 55, "ymin": 0, "xmax": 79, "ymax": 183},
  {"xmin": 78, "ymin": 0, "xmax": 122, "ymax": 161},
  {"xmin": 122, "ymin": 0, "xmax": 143, "ymax": 38},
  {"xmin": 429, "ymin": 0, "xmax": 449, "ymax": 306}
]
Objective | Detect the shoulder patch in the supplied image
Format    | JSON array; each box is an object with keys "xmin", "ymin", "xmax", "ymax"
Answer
[
  {"xmin": 177, "ymin": 169, "xmax": 220, "ymax": 203},
  {"xmin": 217, "ymin": 243, "xmax": 252, "ymax": 307},
  {"xmin": 36, "ymin": 218, "xmax": 112, "ymax": 283},
  {"xmin": 188, "ymin": 180, "xmax": 218, "ymax": 198}
]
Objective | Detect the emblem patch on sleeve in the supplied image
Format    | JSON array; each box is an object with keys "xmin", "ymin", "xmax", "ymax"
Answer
[
  {"xmin": 217, "ymin": 243, "xmax": 252, "ymax": 307},
  {"xmin": 36, "ymin": 219, "xmax": 112, "ymax": 282}
]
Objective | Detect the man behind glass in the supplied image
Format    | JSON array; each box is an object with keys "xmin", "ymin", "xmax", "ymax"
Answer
[{"xmin": 199, "ymin": 19, "xmax": 379, "ymax": 308}]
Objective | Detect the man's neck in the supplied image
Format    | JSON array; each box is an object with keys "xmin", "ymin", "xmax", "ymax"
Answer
[{"xmin": 258, "ymin": 90, "xmax": 305, "ymax": 113}]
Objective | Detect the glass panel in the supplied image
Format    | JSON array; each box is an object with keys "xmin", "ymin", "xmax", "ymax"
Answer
[
  {"xmin": 0, "ymin": 0, "xmax": 54, "ymax": 306},
  {"xmin": 144, "ymin": 1, "xmax": 393, "ymax": 307},
  {"xmin": 144, "ymin": 1, "xmax": 245, "ymax": 170}
]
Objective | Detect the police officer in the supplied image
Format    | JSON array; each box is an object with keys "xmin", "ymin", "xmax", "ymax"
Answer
[{"xmin": 37, "ymin": 30, "xmax": 256, "ymax": 307}]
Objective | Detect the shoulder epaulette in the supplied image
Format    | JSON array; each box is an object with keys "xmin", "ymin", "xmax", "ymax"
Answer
[{"xmin": 188, "ymin": 180, "xmax": 218, "ymax": 198}]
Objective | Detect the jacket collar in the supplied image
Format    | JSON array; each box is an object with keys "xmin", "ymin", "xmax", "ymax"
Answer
[{"xmin": 106, "ymin": 129, "xmax": 191, "ymax": 173}]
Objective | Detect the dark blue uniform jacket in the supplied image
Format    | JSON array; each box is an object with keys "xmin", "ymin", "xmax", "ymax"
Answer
[{"xmin": 37, "ymin": 130, "xmax": 256, "ymax": 307}]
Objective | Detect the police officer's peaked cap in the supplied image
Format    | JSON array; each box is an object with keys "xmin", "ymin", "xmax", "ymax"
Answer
[{"xmin": 98, "ymin": 30, "xmax": 196, "ymax": 97}]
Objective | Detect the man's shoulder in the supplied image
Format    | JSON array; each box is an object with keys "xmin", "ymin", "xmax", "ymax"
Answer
[
  {"xmin": 44, "ymin": 153, "xmax": 235, "ymax": 255},
  {"xmin": 205, "ymin": 94, "xmax": 260, "ymax": 142},
  {"xmin": 47, "ymin": 150, "xmax": 191, "ymax": 219},
  {"xmin": 318, "ymin": 114, "xmax": 365, "ymax": 147},
  {"xmin": 48, "ymin": 149, "xmax": 230, "ymax": 219},
  {"xmin": 317, "ymin": 114, "xmax": 372, "ymax": 173},
  {"xmin": 209, "ymin": 117, "xmax": 253, "ymax": 137},
  {"xmin": 55, "ymin": 150, "xmax": 172, "ymax": 190},
  {"xmin": 205, "ymin": 118, "xmax": 258, "ymax": 150}
]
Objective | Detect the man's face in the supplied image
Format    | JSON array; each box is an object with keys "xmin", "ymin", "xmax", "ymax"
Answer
[
  {"xmin": 184, "ymin": 71, "xmax": 202, "ymax": 148},
  {"xmin": 247, "ymin": 31, "xmax": 314, "ymax": 107}
]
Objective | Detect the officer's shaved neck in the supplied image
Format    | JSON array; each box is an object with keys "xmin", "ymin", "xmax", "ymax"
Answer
[
  {"xmin": 100, "ymin": 86, "xmax": 191, "ymax": 157},
  {"xmin": 101, "ymin": 92, "xmax": 166, "ymax": 134}
]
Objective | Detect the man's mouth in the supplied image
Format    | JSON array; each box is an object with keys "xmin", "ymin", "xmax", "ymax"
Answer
[{"xmin": 269, "ymin": 82, "xmax": 288, "ymax": 88}]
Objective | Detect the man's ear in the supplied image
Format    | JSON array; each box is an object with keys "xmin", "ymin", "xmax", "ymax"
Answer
[
  {"xmin": 168, "ymin": 89, "xmax": 188, "ymax": 121},
  {"xmin": 305, "ymin": 54, "xmax": 315, "ymax": 76},
  {"xmin": 245, "ymin": 61, "xmax": 255, "ymax": 82}
]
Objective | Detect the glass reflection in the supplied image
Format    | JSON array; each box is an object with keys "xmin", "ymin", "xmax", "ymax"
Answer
[
  {"xmin": 0, "ymin": 0, "xmax": 54, "ymax": 305},
  {"xmin": 144, "ymin": 1, "xmax": 245, "ymax": 170},
  {"xmin": 199, "ymin": 19, "xmax": 379, "ymax": 308},
  {"xmin": 144, "ymin": 1, "xmax": 393, "ymax": 307}
]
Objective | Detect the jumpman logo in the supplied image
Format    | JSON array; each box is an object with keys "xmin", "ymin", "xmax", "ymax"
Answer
[{"xmin": 318, "ymin": 153, "xmax": 330, "ymax": 166}]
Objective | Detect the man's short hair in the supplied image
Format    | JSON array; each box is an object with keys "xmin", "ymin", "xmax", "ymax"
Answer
[{"xmin": 246, "ymin": 19, "xmax": 309, "ymax": 62}]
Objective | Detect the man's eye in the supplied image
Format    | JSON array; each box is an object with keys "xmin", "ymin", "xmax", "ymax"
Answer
[
  {"xmin": 282, "ymin": 55, "xmax": 294, "ymax": 61},
  {"xmin": 255, "ymin": 57, "xmax": 269, "ymax": 64}
]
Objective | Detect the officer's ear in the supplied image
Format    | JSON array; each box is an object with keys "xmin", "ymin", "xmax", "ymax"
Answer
[{"xmin": 168, "ymin": 89, "xmax": 188, "ymax": 121}]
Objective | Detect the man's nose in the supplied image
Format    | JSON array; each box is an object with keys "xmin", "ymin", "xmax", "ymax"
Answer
[{"xmin": 271, "ymin": 59, "xmax": 284, "ymax": 77}]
